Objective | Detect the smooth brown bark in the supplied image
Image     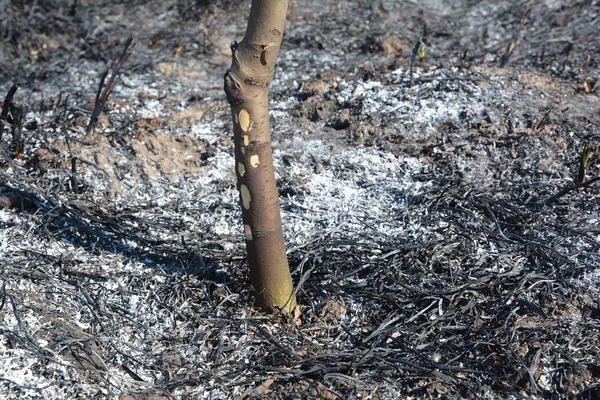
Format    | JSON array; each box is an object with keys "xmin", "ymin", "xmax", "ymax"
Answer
[{"xmin": 224, "ymin": 0, "xmax": 295, "ymax": 312}]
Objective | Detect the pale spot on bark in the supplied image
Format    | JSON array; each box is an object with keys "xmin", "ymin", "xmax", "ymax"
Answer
[
  {"xmin": 250, "ymin": 155, "xmax": 260, "ymax": 168},
  {"xmin": 261, "ymin": 43, "xmax": 275, "ymax": 65},
  {"xmin": 237, "ymin": 162, "xmax": 246, "ymax": 177},
  {"xmin": 242, "ymin": 135, "xmax": 249, "ymax": 146},
  {"xmin": 244, "ymin": 224, "xmax": 253, "ymax": 241},
  {"xmin": 233, "ymin": 112, "xmax": 238, "ymax": 124},
  {"xmin": 239, "ymin": 109, "xmax": 250, "ymax": 131},
  {"xmin": 241, "ymin": 146, "xmax": 246, "ymax": 155},
  {"xmin": 240, "ymin": 184, "xmax": 251, "ymax": 209}
]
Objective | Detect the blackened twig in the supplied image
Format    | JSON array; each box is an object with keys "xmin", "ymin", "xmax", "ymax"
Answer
[
  {"xmin": 409, "ymin": 37, "xmax": 424, "ymax": 88},
  {"xmin": 9, "ymin": 295, "xmax": 40, "ymax": 349},
  {"xmin": 0, "ymin": 85, "xmax": 19, "ymax": 145},
  {"xmin": 72, "ymin": 155, "xmax": 110, "ymax": 176},
  {"xmin": 88, "ymin": 67, "xmax": 109, "ymax": 135},
  {"xmin": 11, "ymin": 105, "xmax": 25, "ymax": 158},
  {"xmin": 539, "ymin": 176, "xmax": 600, "ymax": 205},
  {"xmin": 86, "ymin": 36, "xmax": 134, "ymax": 136},
  {"xmin": 0, "ymin": 281, "xmax": 5, "ymax": 312},
  {"xmin": 65, "ymin": 135, "xmax": 79, "ymax": 193},
  {"xmin": 0, "ymin": 82, "xmax": 32, "ymax": 144}
]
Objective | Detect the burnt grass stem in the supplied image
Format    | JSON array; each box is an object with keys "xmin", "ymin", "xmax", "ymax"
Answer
[{"xmin": 86, "ymin": 36, "xmax": 135, "ymax": 136}]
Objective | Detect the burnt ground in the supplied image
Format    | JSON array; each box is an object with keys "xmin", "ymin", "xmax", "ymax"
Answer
[{"xmin": 1, "ymin": 0, "xmax": 599, "ymax": 399}]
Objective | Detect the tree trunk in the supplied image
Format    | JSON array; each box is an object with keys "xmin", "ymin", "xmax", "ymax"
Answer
[{"xmin": 224, "ymin": 0, "xmax": 296, "ymax": 312}]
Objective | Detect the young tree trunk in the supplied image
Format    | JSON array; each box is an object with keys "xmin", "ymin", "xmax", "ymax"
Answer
[{"xmin": 224, "ymin": 0, "xmax": 296, "ymax": 312}]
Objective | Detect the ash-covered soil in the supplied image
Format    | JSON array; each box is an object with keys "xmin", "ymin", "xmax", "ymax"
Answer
[{"xmin": 1, "ymin": 0, "xmax": 599, "ymax": 399}]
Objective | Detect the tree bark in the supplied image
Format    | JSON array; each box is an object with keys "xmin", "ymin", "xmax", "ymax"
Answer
[{"xmin": 224, "ymin": 0, "xmax": 295, "ymax": 312}]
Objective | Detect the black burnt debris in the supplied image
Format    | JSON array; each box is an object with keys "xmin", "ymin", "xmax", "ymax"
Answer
[{"xmin": 0, "ymin": 1, "xmax": 599, "ymax": 399}]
